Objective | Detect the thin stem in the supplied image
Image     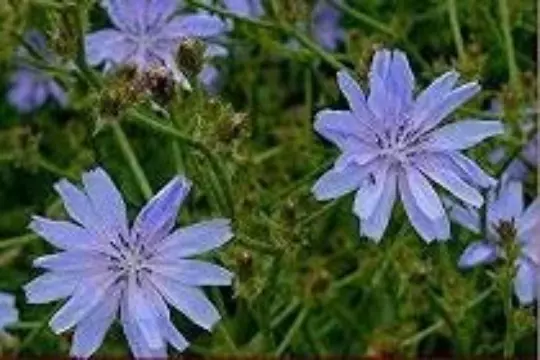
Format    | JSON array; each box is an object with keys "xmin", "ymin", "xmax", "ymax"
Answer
[
  {"xmin": 447, "ymin": 0, "xmax": 466, "ymax": 61},
  {"xmin": 329, "ymin": 0, "xmax": 395, "ymax": 36},
  {"xmin": 275, "ymin": 308, "xmax": 309, "ymax": 355},
  {"xmin": 35, "ymin": 155, "xmax": 78, "ymax": 181},
  {"xmin": 110, "ymin": 122, "xmax": 153, "ymax": 200},
  {"xmin": 399, "ymin": 285, "xmax": 495, "ymax": 348},
  {"xmin": 498, "ymin": 0, "xmax": 521, "ymax": 96},
  {"xmin": 17, "ymin": 303, "xmax": 62, "ymax": 353},
  {"xmin": 502, "ymin": 265, "xmax": 515, "ymax": 357},
  {"xmin": 72, "ymin": 2, "xmax": 102, "ymax": 89},
  {"xmin": 127, "ymin": 110, "xmax": 235, "ymax": 218},
  {"xmin": 0, "ymin": 234, "xmax": 39, "ymax": 250},
  {"xmin": 281, "ymin": 23, "xmax": 344, "ymax": 71}
]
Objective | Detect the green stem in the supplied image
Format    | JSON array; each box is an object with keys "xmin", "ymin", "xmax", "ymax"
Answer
[
  {"xmin": 329, "ymin": 0, "xmax": 395, "ymax": 36},
  {"xmin": 127, "ymin": 110, "xmax": 235, "ymax": 218},
  {"xmin": 35, "ymin": 155, "xmax": 78, "ymax": 181},
  {"xmin": 111, "ymin": 122, "xmax": 153, "ymax": 200},
  {"xmin": 72, "ymin": 2, "xmax": 102, "ymax": 89},
  {"xmin": 447, "ymin": 0, "xmax": 466, "ymax": 61},
  {"xmin": 275, "ymin": 308, "xmax": 309, "ymax": 355},
  {"xmin": 399, "ymin": 285, "xmax": 495, "ymax": 348},
  {"xmin": 281, "ymin": 23, "xmax": 344, "ymax": 71},
  {"xmin": 502, "ymin": 266, "xmax": 515, "ymax": 357},
  {"xmin": 17, "ymin": 303, "xmax": 62, "ymax": 353},
  {"xmin": 498, "ymin": 0, "xmax": 521, "ymax": 96},
  {"xmin": 0, "ymin": 234, "xmax": 39, "ymax": 250}
]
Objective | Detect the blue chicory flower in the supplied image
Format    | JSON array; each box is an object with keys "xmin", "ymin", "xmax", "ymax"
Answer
[
  {"xmin": 312, "ymin": 49, "xmax": 504, "ymax": 243},
  {"xmin": 446, "ymin": 181, "xmax": 539, "ymax": 304},
  {"xmin": 86, "ymin": 0, "xmax": 227, "ymax": 90},
  {"xmin": 7, "ymin": 31, "xmax": 68, "ymax": 113},
  {"xmin": 24, "ymin": 167, "xmax": 234, "ymax": 358},
  {"xmin": 0, "ymin": 292, "xmax": 18, "ymax": 333}
]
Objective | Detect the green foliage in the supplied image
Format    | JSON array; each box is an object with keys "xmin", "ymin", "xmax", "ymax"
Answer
[{"xmin": 0, "ymin": 0, "xmax": 536, "ymax": 357}]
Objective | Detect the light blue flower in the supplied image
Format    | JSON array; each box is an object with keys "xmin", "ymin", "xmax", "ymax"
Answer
[
  {"xmin": 0, "ymin": 292, "xmax": 18, "ymax": 333},
  {"xmin": 86, "ymin": 0, "xmax": 227, "ymax": 89},
  {"xmin": 7, "ymin": 31, "xmax": 68, "ymax": 113},
  {"xmin": 25, "ymin": 168, "xmax": 234, "ymax": 358},
  {"xmin": 447, "ymin": 181, "xmax": 540, "ymax": 304},
  {"xmin": 312, "ymin": 49, "xmax": 503, "ymax": 243}
]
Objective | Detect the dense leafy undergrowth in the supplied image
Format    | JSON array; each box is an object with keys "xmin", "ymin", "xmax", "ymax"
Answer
[{"xmin": 0, "ymin": 0, "xmax": 537, "ymax": 357}]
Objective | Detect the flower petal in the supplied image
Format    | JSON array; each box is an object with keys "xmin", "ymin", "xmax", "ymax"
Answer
[
  {"xmin": 488, "ymin": 180, "xmax": 523, "ymax": 225},
  {"xmin": 415, "ymin": 82, "xmax": 481, "ymax": 133},
  {"xmin": 132, "ymin": 176, "xmax": 191, "ymax": 244},
  {"xmin": 458, "ymin": 241, "xmax": 498, "ymax": 268},
  {"xmin": 164, "ymin": 14, "xmax": 227, "ymax": 39},
  {"xmin": 517, "ymin": 198, "xmax": 540, "ymax": 242},
  {"xmin": 312, "ymin": 164, "xmax": 367, "ymax": 201},
  {"xmin": 150, "ymin": 274, "xmax": 220, "ymax": 330},
  {"xmin": 120, "ymin": 296, "xmax": 167, "ymax": 359},
  {"xmin": 24, "ymin": 272, "xmax": 80, "ymax": 304},
  {"xmin": 143, "ymin": 281, "xmax": 190, "ymax": 352},
  {"xmin": 29, "ymin": 216, "xmax": 100, "ymax": 251},
  {"xmin": 313, "ymin": 109, "xmax": 373, "ymax": 150},
  {"xmin": 85, "ymin": 29, "xmax": 135, "ymax": 66},
  {"xmin": 405, "ymin": 166, "xmax": 445, "ymax": 220},
  {"xmin": 70, "ymin": 284, "xmax": 121, "ymax": 358},
  {"xmin": 336, "ymin": 71, "xmax": 378, "ymax": 130},
  {"xmin": 53, "ymin": 179, "xmax": 102, "ymax": 233},
  {"xmin": 514, "ymin": 258, "xmax": 537, "ymax": 305},
  {"xmin": 367, "ymin": 49, "xmax": 392, "ymax": 121},
  {"xmin": 49, "ymin": 272, "xmax": 117, "ymax": 334},
  {"xmin": 223, "ymin": 0, "xmax": 264, "ymax": 18},
  {"xmin": 415, "ymin": 155, "xmax": 484, "ymax": 207},
  {"xmin": 358, "ymin": 168, "xmax": 398, "ymax": 241},
  {"xmin": 82, "ymin": 167, "xmax": 129, "ymax": 239},
  {"xmin": 144, "ymin": 0, "xmax": 178, "ymax": 32},
  {"xmin": 447, "ymin": 153, "xmax": 497, "ymax": 189},
  {"xmin": 413, "ymin": 70, "xmax": 459, "ymax": 124},
  {"xmin": 353, "ymin": 161, "xmax": 391, "ymax": 219},
  {"xmin": 443, "ymin": 197, "xmax": 481, "ymax": 233},
  {"xmin": 33, "ymin": 252, "xmax": 110, "ymax": 272},
  {"xmin": 398, "ymin": 170, "xmax": 450, "ymax": 242},
  {"xmin": 423, "ymin": 120, "xmax": 504, "ymax": 151},
  {"xmin": 101, "ymin": 0, "xmax": 141, "ymax": 33},
  {"xmin": 388, "ymin": 50, "xmax": 415, "ymax": 110},
  {"xmin": 156, "ymin": 219, "xmax": 233, "ymax": 259},
  {"xmin": 126, "ymin": 277, "xmax": 164, "ymax": 349},
  {"xmin": 149, "ymin": 259, "xmax": 234, "ymax": 287}
]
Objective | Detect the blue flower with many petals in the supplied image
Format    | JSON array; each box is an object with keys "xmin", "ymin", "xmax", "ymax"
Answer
[
  {"xmin": 312, "ymin": 49, "xmax": 504, "ymax": 243},
  {"xmin": 0, "ymin": 292, "xmax": 18, "ymax": 334},
  {"xmin": 446, "ymin": 181, "xmax": 539, "ymax": 304},
  {"xmin": 86, "ymin": 0, "xmax": 227, "ymax": 89},
  {"xmin": 8, "ymin": 31, "xmax": 67, "ymax": 113},
  {"xmin": 25, "ymin": 168, "xmax": 234, "ymax": 358}
]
